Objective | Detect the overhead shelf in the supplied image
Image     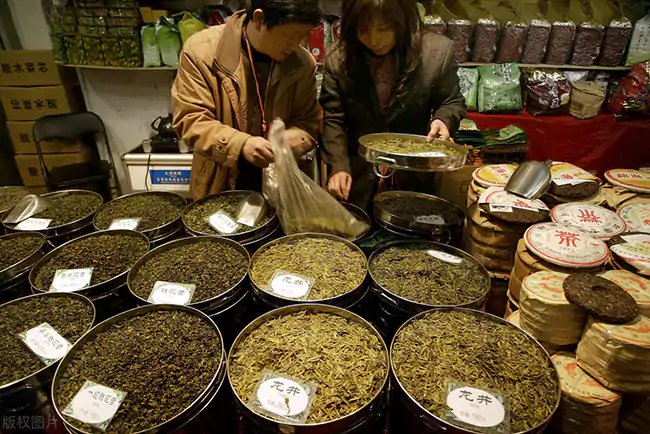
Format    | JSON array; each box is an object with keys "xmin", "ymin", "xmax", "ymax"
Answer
[
  {"xmin": 459, "ymin": 62, "xmax": 631, "ymax": 71},
  {"xmin": 63, "ymin": 64, "xmax": 177, "ymax": 71}
]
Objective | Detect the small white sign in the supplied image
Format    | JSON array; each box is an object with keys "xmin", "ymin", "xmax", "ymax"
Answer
[
  {"xmin": 206, "ymin": 211, "xmax": 240, "ymax": 234},
  {"xmin": 148, "ymin": 281, "xmax": 195, "ymax": 305},
  {"xmin": 489, "ymin": 204, "xmax": 513, "ymax": 213},
  {"xmin": 108, "ymin": 218, "xmax": 141, "ymax": 230},
  {"xmin": 416, "ymin": 151, "xmax": 446, "ymax": 157},
  {"xmin": 250, "ymin": 370, "xmax": 317, "ymax": 423},
  {"xmin": 428, "ymin": 250, "xmax": 463, "ymax": 264},
  {"xmin": 553, "ymin": 178, "xmax": 593, "ymax": 186},
  {"xmin": 62, "ymin": 381, "xmax": 126, "ymax": 430},
  {"xmin": 268, "ymin": 270, "xmax": 315, "ymax": 299},
  {"xmin": 415, "ymin": 215, "xmax": 446, "ymax": 225},
  {"xmin": 445, "ymin": 383, "xmax": 508, "ymax": 431},
  {"xmin": 18, "ymin": 322, "xmax": 71, "ymax": 364},
  {"xmin": 16, "ymin": 218, "xmax": 52, "ymax": 231},
  {"xmin": 50, "ymin": 268, "xmax": 94, "ymax": 293}
]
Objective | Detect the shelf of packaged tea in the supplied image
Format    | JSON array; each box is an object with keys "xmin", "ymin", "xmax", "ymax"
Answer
[
  {"xmin": 63, "ymin": 64, "xmax": 178, "ymax": 71},
  {"xmin": 458, "ymin": 62, "xmax": 631, "ymax": 71}
]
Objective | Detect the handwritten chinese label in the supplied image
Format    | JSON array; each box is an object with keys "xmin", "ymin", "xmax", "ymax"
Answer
[
  {"xmin": 428, "ymin": 250, "xmax": 463, "ymax": 264},
  {"xmin": 18, "ymin": 323, "xmax": 71, "ymax": 365},
  {"xmin": 50, "ymin": 268, "xmax": 93, "ymax": 293},
  {"xmin": 268, "ymin": 270, "xmax": 315, "ymax": 299},
  {"xmin": 489, "ymin": 204, "xmax": 513, "ymax": 213},
  {"xmin": 206, "ymin": 211, "xmax": 240, "ymax": 235},
  {"xmin": 16, "ymin": 218, "xmax": 51, "ymax": 231},
  {"xmin": 249, "ymin": 370, "xmax": 317, "ymax": 423},
  {"xmin": 108, "ymin": 218, "xmax": 141, "ymax": 231},
  {"xmin": 444, "ymin": 380, "xmax": 509, "ymax": 433},
  {"xmin": 62, "ymin": 381, "xmax": 126, "ymax": 431},
  {"xmin": 148, "ymin": 281, "xmax": 195, "ymax": 305},
  {"xmin": 415, "ymin": 215, "xmax": 446, "ymax": 225}
]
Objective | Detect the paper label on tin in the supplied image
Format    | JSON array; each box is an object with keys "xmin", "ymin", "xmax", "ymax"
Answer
[
  {"xmin": 16, "ymin": 218, "xmax": 51, "ymax": 230},
  {"xmin": 415, "ymin": 215, "xmax": 446, "ymax": 224},
  {"xmin": 50, "ymin": 268, "xmax": 93, "ymax": 293},
  {"xmin": 428, "ymin": 250, "xmax": 463, "ymax": 264},
  {"xmin": 443, "ymin": 380, "xmax": 509, "ymax": 433},
  {"xmin": 268, "ymin": 271, "xmax": 315, "ymax": 300},
  {"xmin": 206, "ymin": 211, "xmax": 240, "ymax": 234},
  {"xmin": 551, "ymin": 204, "xmax": 626, "ymax": 239},
  {"xmin": 148, "ymin": 281, "xmax": 195, "ymax": 305},
  {"xmin": 618, "ymin": 204, "xmax": 650, "ymax": 233},
  {"xmin": 108, "ymin": 218, "xmax": 141, "ymax": 230},
  {"xmin": 18, "ymin": 322, "xmax": 71, "ymax": 364},
  {"xmin": 63, "ymin": 380, "xmax": 126, "ymax": 430},
  {"xmin": 250, "ymin": 370, "xmax": 317, "ymax": 423},
  {"xmin": 622, "ymin": 234, "xmax": 650, "ymax": 244},
  {"xmin": 489, "ymin": 204, "xmax": 513, "ymax": 213}
]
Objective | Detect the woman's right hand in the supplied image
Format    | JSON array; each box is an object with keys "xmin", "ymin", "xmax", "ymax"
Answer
[{"xmin": 327, "ymin": 172, "xmax": 352, "ymax": 201}]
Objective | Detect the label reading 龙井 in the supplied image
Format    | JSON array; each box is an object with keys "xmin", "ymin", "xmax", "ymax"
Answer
[
  {"xmin": 49, "ymin": 268, "xmax": 94, "ymax": 293},
  {"xmin": 62, "ymin": 380, "xmax": 126, "ymax": 431},
  {"xmin": 108, "ymin": 218, "xmax": 141, "ymax": 231},
  {"xmin": 206, "ymin": 211, "xmax": 241, "ymax": 235},
  {"xmin": 148, "ymin": 281, "xmax": 195, "ymax": 305},
  {"xmin": 18, "ymin": 322, "xmax": 71, "ymax": 365},
  {"xmin": 267, "ymin": 271, "xmax": 315, "ymax": 300},
  {"xmin": 249, "ymin": 370, "xmax": 318, "ymax": 423},
  {"xmin": 16, "ymin": 218, "xmax": 52, "ymax": 231},
  {"xmin": 443, "ymin": 380, "xmax": 509, "ymax": 433}
]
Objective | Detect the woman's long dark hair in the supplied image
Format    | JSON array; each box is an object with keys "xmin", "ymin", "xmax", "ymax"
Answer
[{"xmin": 339, "ymin": 0, "xmax": 422, "ymax": 102}]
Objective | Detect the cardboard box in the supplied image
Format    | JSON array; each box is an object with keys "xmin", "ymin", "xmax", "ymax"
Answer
[
  {"xmin": 7, "ymin": 121, "xmax": 86, "ymax": 154},
  {"xmin": 15, "ymin": 151, "xmax": 93, "ymax": 187},
  {"xmin": 435, "ymin": 164, "xmax": 480, "ymax": 212},
  {"xmin": 0, "ymin": 50, "xmax": 77, "ymax": 87},
  {"xmin": 0, "ymin": 85, "xmax": 83, "ymax": 121}
]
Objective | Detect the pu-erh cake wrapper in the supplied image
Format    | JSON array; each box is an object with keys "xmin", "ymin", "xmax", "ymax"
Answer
[
  {"xmin": 466, "ymin": 180, "xmax": 485, "ymax": 209},
  {"xmin": 507, "ymin": 308, "xmax": 563, "ymax": 355},
  {"xmin": 466, "ymin": 237, "xmax": 514, "ymax": 272},
  {"xmin": 509, "ymin": 262, "xmax": 525, "ymax": 302},
  {"xmin": 468, "ymin": 204, "xmax": 526, "ymax": 248},
  {"xmin": 552, "ymin": 352, "xmax": 622, "ymax": 434},
  {"xmin": 577, "ymin": 316, "xmax": 650, "ymax": 393},
  {"xmin": 602, "ymin": 183, "xmax": 650, "ymax": 210},
  {"xmin": 543, "ymin": 188, "xmax": 607, "ymax": 208},
  {"xmin": 601, "ymin": 270, "xmax": 650, "ymax": 317},
  {"xmin": 520, "ymin": 272, "xmax": 587, "ymax": 345},
  {"xmin": 611, "ymin": 242, "xmax": 650, "ymax": 277}
]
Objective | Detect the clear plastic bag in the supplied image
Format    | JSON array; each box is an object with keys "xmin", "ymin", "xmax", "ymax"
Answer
[
  {"xmin": 263, "ymin": 120, "xmax": 369, "ymax": 240},
  {"xmin": 141, "ymin": 24, "xmax": 161, "ymax": 67}
]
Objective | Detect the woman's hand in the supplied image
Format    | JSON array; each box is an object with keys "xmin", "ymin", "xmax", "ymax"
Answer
[
  {"xmin": 427, "ymin": 119, "xmax": 450, "ymax": 142},
  {"xmin": 327, "ymin": 172, "xmax": 352, "ymax": 201}
]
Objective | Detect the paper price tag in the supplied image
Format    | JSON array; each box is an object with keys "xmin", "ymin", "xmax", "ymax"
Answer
[
  {"xmin": 206, "ymin": 211, "xmax": 240, "ymax": 234},
  {"xmin": 109, "ymin": 218, "xmax": 141, "ymax": 230},
  {"xmin": 63, "ymin": 381, "xmax": 126, "ymax": 430},
  {"xmin": 415, "ymin": 215, "xmax": 446, "ymax": 225},
  {"xmin": 443, "ymin": 380, "xmax": 509, "ymax": 433},
  {"xmin": 553, "ymin": 178, "xmax": 593, "ymax": 186},
  {"xmin": 50, "ymin": 268, "xmax": 93, "ymax": 293},
  {"xmin": 268, "ymin": 271, "xmax": 315, "ymax": 300},
  {"xmin": 249, "ymin": 370, "xmax": 317, "ymax": 423},
  {"xmin": 18, "ymin": 322, "xmax": 71, "ymax": 365},
  {"xmin": 428, "ymin": 250, "xmax": 463, "ymax": 264},
  {"xmin": 148, "ymin": 281, "xmax": 195, "ymax": 305},
  {"xmin": 16, "ymin": 218, "xmax": 52, "ymax": 231},
  {"xmin": 489, "ymin": 204, "xmax": 513, "ymax": 213}
]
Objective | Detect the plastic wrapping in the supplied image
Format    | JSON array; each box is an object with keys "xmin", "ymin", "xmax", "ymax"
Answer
[
  {"xmin": 446, "ymin": 19, "xmax": 473, "ymax": 63},
  {"xmin": 497, "ymin": 21, "xmax": 528, "ymax": 63},
  {"xmin": 262, "ymin": 120, "xmax": 369, "ymax": 239},
  {"xmin": 457, "ymin": 67, "xmax": 479, "ymax": 111},
  {"xmin": 155, "ymin": 17, "xmax": 181, "ymax": 68},
  {"xmin": 423, "ymin": 14, "xmax": 446, "ymax": 35},
  {"xmin": 571, "ymin": 21, "xmax": 605, "ymax": 66},
  {"xmin": 472, "ymin": 17, "xmax": 499, "ymax": 62},
  {"xmin": 178, "ymin": 11, "xmax": 207, "ymax": 45},
  {"xmin": 546, "ymin": 21, "xmax": 577, "ymax": 64},
  {"xmin": 599, "ymin": 18, "xmax": 633, "ymax": 67},
  {"xmin": 141, "ymin": 24, "xmax": 161, "ymax": 68},
  {"xmin": 526, "ymin": 70, "xmax": 571, "ymax": 116},
  {"xmin": 609, "ymin": 62, "xmax": 650, "ymax": 119},
  {"xmin": 477, "ymin": 64, "xmax": 523, "ymax": 113},
  {"xmin": 626, "ymin": 14, "xmax": 650, "ymax": 66},
  {"xmin": 522, "ymin": 19, "xmax": 551, "ymax": 64}
]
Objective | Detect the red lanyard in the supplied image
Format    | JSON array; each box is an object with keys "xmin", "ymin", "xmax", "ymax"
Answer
[{"xmin": 244, "ymin": 30, "xmax": 273, "ymax": 138}]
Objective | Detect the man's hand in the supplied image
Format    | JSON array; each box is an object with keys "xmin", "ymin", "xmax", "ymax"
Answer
[
  {"xmin": 327, "ymin": 171, "xmax": 352, "ymax": 201},
  {"xmin": 242, "ymin": 137, "xmax": 274, "ymax": 168},
  {"xmin": 283, "ymin": 128, "xmax": 311, "ymax": 157},
  {"xmin": 427, "ymin": 119, "xmax": 450, "ymax": 142}
]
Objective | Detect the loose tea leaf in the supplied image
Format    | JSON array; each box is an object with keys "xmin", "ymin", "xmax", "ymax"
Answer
[
  {"xmin": 54, "ymin": 310, "xmax": 222, "ymax": 433},
  {"xmin": 0, "ymin": 187, "xmax": 30, "ymax": 212},
  {"xmin": 0, "ymin": 295, "xmax": 94, "ymax": 387},
  {"xmin": 367, "ymin": 137, "xmax": 462, "ymax": 156},
  {"xmin": 14, "ymin": 192, "xmax": 103, "ymax": 228},
  {"xmin": 251, "ymin": 237, "xmax": 366, "ymax": 300},
  {"xmin": 130, "ymin": 239, "xmax": 248, "ymax": 303},
  {"xmin": 33, "ymin": 234, "xmax": 149, "ymax": 291},
  {"xmin": 0, "ymin": 235, "xmax": 44, "ymax": 270},
  {"xmin": 376, "ymin": 195, "xmax": 462, "ymax": 225},
  {"xmin": 370, "ymin": 244, "xmax": 488, "ymax": 305},
  {"xmin": 392, "ymin": 310, "xmax": 559, "ymax": 433},
  {"xmin": 184, "ymin": 193, "xmax": 272, "ymax": 235},
  {"xmin": 229, "ymin": 311, "xmax": 387, "ymax": 423},
  {"xmin": 94, "ymin": 194, "xmax": 185, "ymax": 232}
]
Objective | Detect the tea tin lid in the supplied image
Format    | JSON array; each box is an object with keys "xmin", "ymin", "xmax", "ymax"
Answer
[
  {"xmin": 552, "ymin": 352, "xmax": 621, "ymax": 402},
  {"xmin": 610, "ymin": 241, "xmax": 650, "ymax": 276},
  {"xmin": 550, "ymin": 203, "xmax": 627, "ymax": 240},
  {"xmin": 479, "ymin": 187, "xmax": 549, "ymax": 210},
  {"xmin": 617, "ymin": 203, "xmax": 650, "ymax": 233},
  {"xmin": 524, "ymin": 222, "xmax": 609, "ymax": 268},
  {"xmin": 522, "ymin": 271, "xmax": 570, "ymax": 304},
  {"xmin": 592, "ymin": 314, "xmax": 650, "ymax": 347},
  {"xmin": 605, "ymin": 169, "xmax": 650, "ymax": 194},
  {"xmin": 550, "ymin": 162, "xmax": 599, "ymax": 186},
  {"xmin": 472, "ymin": 164, "xmax": 517, "ymax": 188},
  {"xmin": 600, "ymin": 270, "xmax": 650, "ymax": 306}
]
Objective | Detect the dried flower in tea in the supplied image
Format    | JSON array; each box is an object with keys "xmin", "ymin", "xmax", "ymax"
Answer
[
  {"xmin": 251, "ymin": 237, "xmax": 366, "ymax": 300},
  {"xmin": 0, "ymin": 187, "xmax": 30, "ymax": 212},
  {"xmin": 184, "ymin": 193, "xmax": 272, "ymax": 235},
  {"xmin": 0, "ymin": 235, "xmax": 44, "ymax": 270},
  {"xmin": 229, "ymin": 311, "xmax": 386, "ymax": 423},
  {"xmin": 33, "ymin": 234, "xmax": 149, "ymax": 291},
  {"xmin": 370, "ymin": 244, "xmax": 488, "ymax": 305},
  {"xmin": 392, "ymin": 310, "xmax": 559, "ymax": 433},
  {"xmin": 17, "ymin": 192, "xmax": 103, "ymax": 227},
  {"xmin": 54, "ymin": 310, "xmax": 222, "ymax": 433},
  {"xmin": 130, "ymin": 239, "xmax": 248, "ymax": 302},
  {"xmin": 0, "ymin": 295, "xmax": 94, "ymax": 386},
  {"xmin": 94, "ymin": 194, "xmax": 185, "ymax": 231}
]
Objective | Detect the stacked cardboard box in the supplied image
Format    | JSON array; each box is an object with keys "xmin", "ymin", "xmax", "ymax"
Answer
[{"xmin": 0, "ymin": 50, "xmax": 91, "ymax": 193}]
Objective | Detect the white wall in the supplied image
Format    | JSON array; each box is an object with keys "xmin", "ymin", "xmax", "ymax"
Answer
[{"xmin": 7, "ymin": 0, "xmax": 52, "ymax": 50}]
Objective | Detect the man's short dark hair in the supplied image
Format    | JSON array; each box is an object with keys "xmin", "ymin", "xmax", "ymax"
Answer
[{"xmin": 246, "ymin": 0, "xmax": 323, "ymax": 29}]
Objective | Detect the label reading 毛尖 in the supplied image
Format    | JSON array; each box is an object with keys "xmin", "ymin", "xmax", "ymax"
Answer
[
  {"xmin": 267, "ymin": 270, "xmax": 315, "ymax": 300},
  {"xmin": 249, "ymin": 370, "xmax": 318, "ymax": 423},
  {"xmin": 443, "ymin": 380, "xmax": 509, "ymax": 433},
  {"xmin": 148, "ymin": 281, "xmax": 195, "ymax": 305},
  {"xmin": 108, "ymin": 218, "xmax": 141, "ymax": 231},
  {"xmin": 49, "ymin": 268, "xmax": 93, "ymax": 293},
  {"xmin": 206, "ymin": 211, "xmax": 241, "ymax": 235},
  {"xmin": 415, "ymin": 215, "xmax": 446, "ymax": 225},
  {"xmin": 428, "ymin": 250, "xmax": 463, "ymax": 264},
  {"xmin": 62, "ymin": 380, "xmax": 126, "ymax": 431},
  {"xmin": 16, "ymin": 218, "xmax": 52, "ymax": 231},
  {"xmin": 18, "ymin": 322, "xmax": 71, "ymax": 365}
]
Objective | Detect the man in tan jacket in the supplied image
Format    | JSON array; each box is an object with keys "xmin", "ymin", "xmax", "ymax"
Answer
[{"xmin": 172, "ymin": 0, "xmax": 323, "ymax": 200}]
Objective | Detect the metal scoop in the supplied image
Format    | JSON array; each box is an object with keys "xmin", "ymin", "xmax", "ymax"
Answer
[
  {"xmin": 3, "ymin": 194, "xmax": 53, "ymax": 224},
  {"xmin": 236, "ymin": 193, "xmax": 267, "ymax": 227},
  {"xmin": 505, "ymin": 160, "xmax": 552, "ymax": 200}
]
